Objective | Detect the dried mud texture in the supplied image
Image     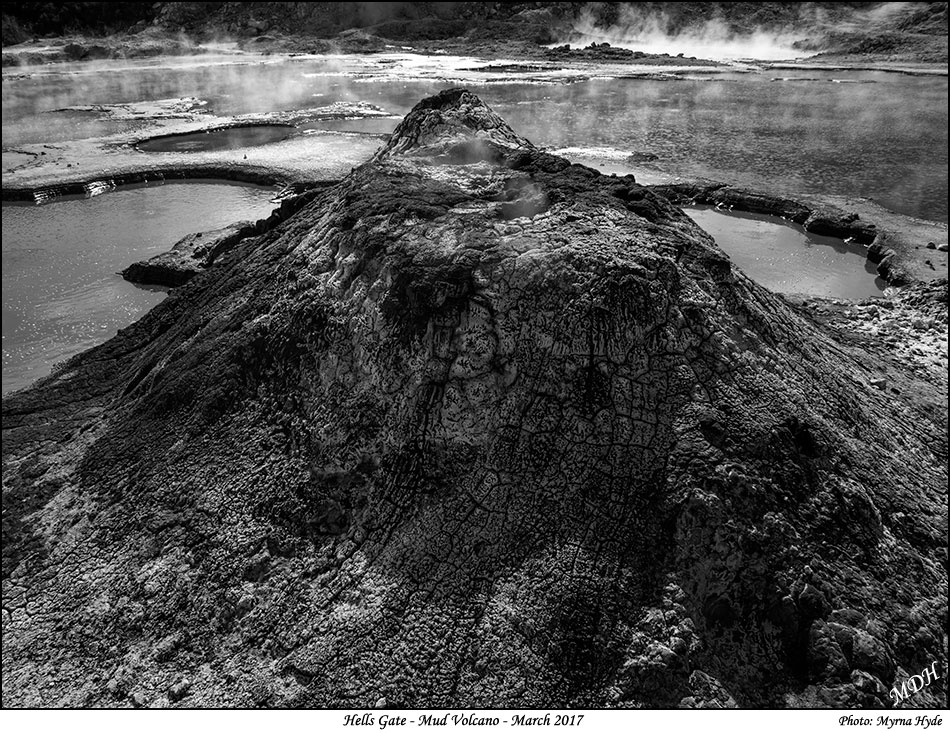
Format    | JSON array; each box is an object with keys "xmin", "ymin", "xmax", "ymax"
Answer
[{"xmin": 2, "ymin": 89, "xmax": 947, "ymax": 710}]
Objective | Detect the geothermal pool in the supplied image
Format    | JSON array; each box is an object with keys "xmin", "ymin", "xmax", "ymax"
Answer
[
  {"xmin": 1, "ymin": 54, "xmax": 946, "ymax": 393},
  {"xmin": 3, "ymin": 55, "xmax": 947, "ymax": 220},
  {"xmin": 684, "ymin": 207, "xmax": 886, "ymax": 299},
  {"xmin": 0, "ymin": 187, "xmax": 884, "ymax": 395},
  {"xmin": 1, "ymin": 182, "xmax": 276, "ymax": 394},
  {"xmin": 136, "ymin": 123, "xmax": 295, "ymax": 153}
]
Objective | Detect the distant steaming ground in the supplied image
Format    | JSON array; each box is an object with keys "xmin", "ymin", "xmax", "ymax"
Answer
[
  {"xmin": 560, "ymin": 5, "xmax": 811, "ymax": 61},
  {"xmin": 562, "ymin": 21, "xmax": 809, "ymax": 62},
  {"xmin": 558, "ymin": 1, "xmax": 933, "ymax": 61}
]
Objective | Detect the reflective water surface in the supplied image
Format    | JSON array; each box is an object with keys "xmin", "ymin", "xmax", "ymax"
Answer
[
  {"xmin": 685, "ymin": 206, "xmax": 886, "ymax": 299},
  {"xmin": 4, "ymin": 56, "xmax": 946, "ymax": 221},
  {"xmin": 1, "ymin": 55, "xmax": 943, "ymax": 393},
  {"xmin": 136, "ymin": 124, "xmax": 295, "ymax": 152},
  {"xmin": 1, "ymin": 182, "xmax": 277, "ymax": 394}
]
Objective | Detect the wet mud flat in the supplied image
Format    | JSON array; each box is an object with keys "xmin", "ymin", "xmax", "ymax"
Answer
[{"xmin": 2, "ymin": 83, "xmax": 399, "ymax": 198}]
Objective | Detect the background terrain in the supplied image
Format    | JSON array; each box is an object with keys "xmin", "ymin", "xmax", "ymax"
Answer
[{"xmin": 3, "ymin": 2, "xmax": 947, "ymax": 64}]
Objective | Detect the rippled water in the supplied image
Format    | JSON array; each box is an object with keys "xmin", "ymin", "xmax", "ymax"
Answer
[
  {"xmin": 4, "ymin": 56, "xmax": 946, "ymax": 220},
  {"xmin": 685, "ymin": 206, "xmax": 886, "ymax": 299},
  {"xmin": 497, "ymin": 75, "xmax": 947, "ymax": 224},
  {"xmin": 1, "ymin": 182, "xmax": 277, "ymax": 394}
]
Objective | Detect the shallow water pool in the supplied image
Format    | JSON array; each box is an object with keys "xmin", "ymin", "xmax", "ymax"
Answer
[
  {"xmin": 136, "ymin": 124, "xmax": 295, "ymax": 153},
  {"xmin": 685, "ymin": 206, "xmax": 886, "ymax": 299},
  {"xmin": 4, "ymin": 57, "xmax": 946, "ymax": 221},
  {"xmin": 1, "ymin": 181, "xmax": 277, "ymax": 394}
]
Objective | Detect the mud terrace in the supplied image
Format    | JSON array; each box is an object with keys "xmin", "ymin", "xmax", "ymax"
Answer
[{"xmin": 1, "ymin": 96, "xmax": 397, "ymax": 196}]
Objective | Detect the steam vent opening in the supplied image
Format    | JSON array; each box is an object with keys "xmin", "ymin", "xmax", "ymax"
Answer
[{"xmin": 2, "ymin": 59, "xmax": 947, "ymax": 715}]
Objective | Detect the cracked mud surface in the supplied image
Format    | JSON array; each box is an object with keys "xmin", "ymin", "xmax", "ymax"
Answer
[{"xmin": 2, "ymin": 89, "xmax": 947, "ymax": 709}]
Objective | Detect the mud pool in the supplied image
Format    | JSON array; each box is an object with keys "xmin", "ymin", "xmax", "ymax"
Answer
[
  {"xmin": 3, "ymin": 55, "xmax": 947, "ymax": 220},
  {"xmin": 1, "ymin": 181, "xmax": 277, "ymax": 394},
  {"xmin": 685, "ymin": 207, "xmax": 886, "ymax": 299},
  {"xmin": 136, "ymin": 124, "xmax": 295, "ymax": 153},
  {"xmin": 2, "ymin": 53, "xmax": 946, "ymax": 393}
]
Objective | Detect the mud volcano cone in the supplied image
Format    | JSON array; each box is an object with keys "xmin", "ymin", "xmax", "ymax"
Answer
[{"xmin": 2, "ymin": 89, "xmax": 946, "ymax": 709}]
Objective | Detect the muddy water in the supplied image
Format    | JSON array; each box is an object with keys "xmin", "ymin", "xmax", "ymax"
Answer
[
  {"xmin": 685, "ymin": 206, "xmax": 886, "ymax": 299},
  {"xmin": 136, "ymin": 124, "xmax": 295, "ymax": 152},
  {"xmin": 1, "ymin": 55, "xmax": 941, "ymax": 392},
  {"xmin": 4, "ymin": 56, "xmax": 946, "ymax": 221},
  {"xmin": 1, "ymin": 181, "xmax": 277, "ymax": 394}
]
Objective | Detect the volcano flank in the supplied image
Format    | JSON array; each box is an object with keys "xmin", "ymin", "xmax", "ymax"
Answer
[{"xmin": 2, "ymin": 89, "xmax": 947, "ymax": 709}]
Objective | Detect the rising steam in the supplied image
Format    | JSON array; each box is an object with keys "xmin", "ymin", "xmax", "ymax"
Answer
[
  {"xmin": 564, "ymin": 10, "xmax": 808, "ymax": 61},
  {"xmin": 557, "ymin": 2, "xmax": 929, "ymax": 62}
]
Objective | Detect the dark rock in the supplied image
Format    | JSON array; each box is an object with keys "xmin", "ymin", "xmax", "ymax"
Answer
[
  {"xmin": 876, "ymin": 252, "xmax": 910, "ymax": 285},
  {"xmin": 121, "ymin": 221, "xmax": 256, "ymax": 286},
  {"xmin": 651, "ymin": 182, "xmax": 811, "ymax": 222},
  {"xmin": 849, "ymin": 669, "xmax": 888, "ymax": 705},
  {"xmin": 787, "ymin": 677, "xmax": 888, "ymax": 708},
  {"xmin": 797, "ymin": 583, "xmax": 831, "ymax": 620},
  {"xmin": 85, "ymin": 44, "xmax": 111, "ymax": 60},
  {"xmin": 626, "ymin": 151, "xmax": 659, "ymax": 163},
  {"xmin": 63, "ymin": 43, "xmax": 87, "ymax": 60},
  {"xmin": 715, "ymin": 187, "xmax": 811, "ymax": 222},
  {"xmin": 153, "ymin": 633, "xmax": 182, "ymax": 662},
  {"xmin": 829, "ymin": 608, "xmax": 866, "ymax": 627},
  {"xmin": 678, "ymin": 670, "xmax": 738, "ymax": 708},
  {"xmin": 169, "ymin": 678, "xmax": 192, "ymax": 702},
  {"xmin": 699, "ymin": 416, "xmax": 727, "ymax": 447},
  {"xmin": 243, "ymin": 553, "xmax": 270, "ymax": 583},
  {"xmin": 866, "ymin": 238, "xmax": 890, "ymax": 264},
  {"xmin": 804, "ymin": 209, "xmax": 876, "ymax": 244},
  {"xmin": 825, "ymin": 621, "xmax": 892, "ymax": 681},
  {"xmin": 808, "ymin": 621, "xmax": 850, "ymax": 681}
]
